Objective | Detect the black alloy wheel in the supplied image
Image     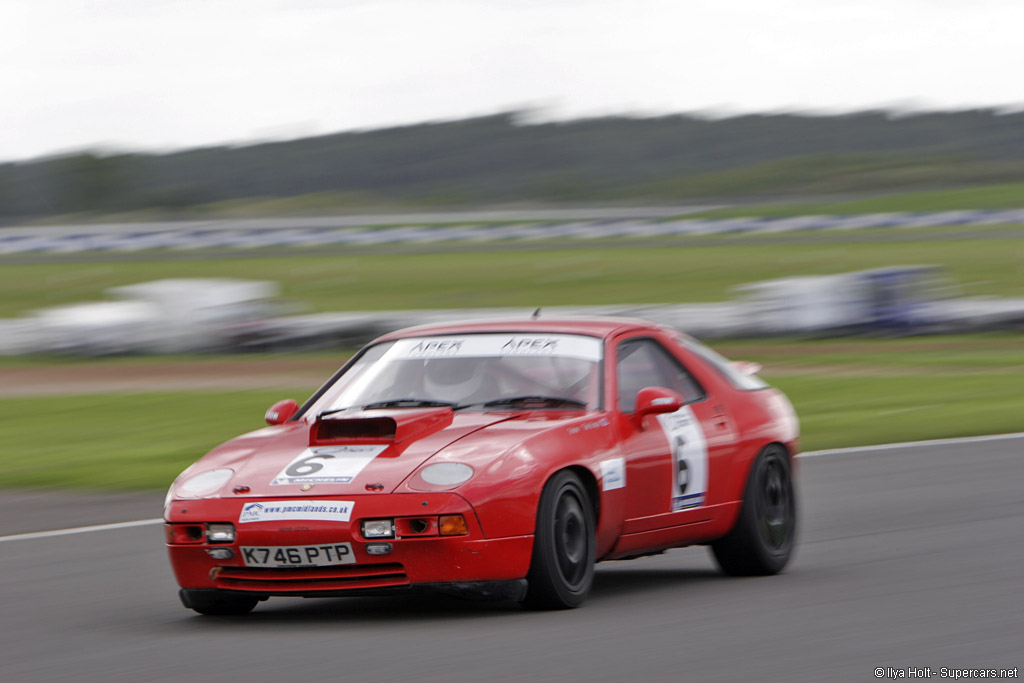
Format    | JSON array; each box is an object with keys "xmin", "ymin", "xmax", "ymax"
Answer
[
  {"xmin": 522, "ymin": 471, "xmax": 595, "ymax": 609},
  {"xmin": 710, "ymin": 445, "xmax": 796, "ymax": 576},
  {"xmin": 756, "ymin": 452, "xmax": 794, "ymax": 550}
]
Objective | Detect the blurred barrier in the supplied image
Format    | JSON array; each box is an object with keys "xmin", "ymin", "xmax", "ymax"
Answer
[
  {"xmin": 3, "ymin": 209, "xmax": 1024, "ymax": 255},
  {"xmin": 3, "ymin": 269, "xmax": 1023, "ymax": 356}
]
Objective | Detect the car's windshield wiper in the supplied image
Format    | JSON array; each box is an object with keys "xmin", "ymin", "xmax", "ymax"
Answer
[
  {"xmin": 456, "ymin": 395, "xmax": 588, "ymax": 411},
  {"xmin": 320, "ymin": 399, "xmax": 458, "ymax": 416}
]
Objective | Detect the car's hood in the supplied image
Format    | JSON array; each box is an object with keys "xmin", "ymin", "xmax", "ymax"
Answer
[{"xmin": 191, "ymin": 407, "xmax": 531, "ymax": 498}]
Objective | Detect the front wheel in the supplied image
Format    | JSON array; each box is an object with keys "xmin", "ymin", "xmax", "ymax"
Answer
[
  {"xmin": 522, "ymin": 471, "xmax": 595, "ymax": 610},
  {"xmin": 711, "ymin": 445, "xmax": 796, "ymax": 576}
]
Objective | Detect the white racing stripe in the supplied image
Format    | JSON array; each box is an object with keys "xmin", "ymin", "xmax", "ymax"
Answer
[
  {"xmin": 0, "ymin": 518, "xmax": 162, "ymax": 543},
  {"xmin": 2, "ymin": 431, "xmax": 1023, "ymax": 544}
]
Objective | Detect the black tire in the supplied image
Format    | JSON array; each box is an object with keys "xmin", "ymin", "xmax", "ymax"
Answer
[
  {"xmin": 522, "ymin": 471, "xmax": 595, "ymax": 610},
  {"xmin": 180, "ymin": 589, "xmax": 260, "ymax": 616},
  {"xmin": 711, "ymin": 445, "xmax": 796, "ymax": 576}
]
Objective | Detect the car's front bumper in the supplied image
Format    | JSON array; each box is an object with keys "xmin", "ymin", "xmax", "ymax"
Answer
[{"xmin": 165, "ymin": 493, "xmax": 534, "ymax": 597}]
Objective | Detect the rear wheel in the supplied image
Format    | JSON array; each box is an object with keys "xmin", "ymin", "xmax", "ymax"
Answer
[
  {"xmin": 522, "ymin": 471, "xmax": 595, "ymax": 609},
  {"xmin": 180, "ymin": 589, "xmax": 260, "ymax": 616},
  {"xmin": 711, "ymin": 445, "xmax": 796, "ymax": 576}
]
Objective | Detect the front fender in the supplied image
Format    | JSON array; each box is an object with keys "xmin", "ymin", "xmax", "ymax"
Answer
[{"xmin": 457, "ymin": 421, "xmax": 624, "ymax": 547}]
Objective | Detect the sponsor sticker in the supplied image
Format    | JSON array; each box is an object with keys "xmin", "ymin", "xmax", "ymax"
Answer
[
  {"xmin": 386, "ymin": 334, "xmax": 602, "ymax": 362},
  {"xmin": 500, "ymin": 336, "xmax": 560, "ymax": 355},
  {"xmin": 657, "ymin": 406, "xmax": 709, "ymax": 511},
  {"xmin": 238, "ymin": 500, "xmax": 355, "ymax": 523},
  {"xmin": 403, "ymin": 338, "xmax": 465, "ymax": 357},
  {"xmin": 568, "ymin": 417, "xmax": 611, "ymax": 435},
  {"xmin": 599, "ymin": 457, "xmax": 626, "ymax": 491},
  {"xmin": 270, "ymin": 444, "xmax": 388, "ymax": 486}
]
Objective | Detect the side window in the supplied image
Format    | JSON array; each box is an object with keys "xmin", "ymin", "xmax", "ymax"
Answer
[
  {"xmin": 616, "ymin": 338, "xmax": 705, "ymax": 412},
  {"xmin": 679, "ymin": 337, "xmax": 769, "ymax": 391}
]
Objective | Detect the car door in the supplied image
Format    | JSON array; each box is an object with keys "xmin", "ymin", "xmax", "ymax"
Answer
[{"xmin": 612, "ymin": 334, "xmax": 737, "ymax": 534}]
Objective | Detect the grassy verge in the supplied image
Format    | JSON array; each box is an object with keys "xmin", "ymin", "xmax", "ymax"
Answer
[
  {"xmin": 714, "ymin": 333, "xmax": 1024, "ymax": 370},
  {"xmin": 3, "ymin": 231, "xmax": 1024, "ymax": 317},
  {"xmin": 0, "ymin": 349, "xmax": 353, "ymax": 369},
  {"xmin": 770, "ymin": 373, "xmax": 1024, "ymax": 450},
  {"xmin": 0, "ymin": 389, "xmax": 311, "ymax": 490},
  {"xmin": 726, "ymin": 334, "xmax": 1024, "ymax": 449},
  {"xmin": 689, "ymin": 182, "xmax": 1024, "ymax": 218},
  {"xmin": 2, "ymin": 335, "xmax": 1021, "ymax": 490}
]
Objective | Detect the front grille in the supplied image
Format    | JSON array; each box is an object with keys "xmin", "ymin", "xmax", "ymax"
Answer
[{"xmin": 215, "ymin": 563, "xmax": 408, "ymax": 593}]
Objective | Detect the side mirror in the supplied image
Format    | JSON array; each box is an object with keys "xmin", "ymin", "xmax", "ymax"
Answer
[
  {"xmin": 632, "ymin": 387, "xmax": 683, "ymax": 429},
  {"xmin": 265, "ymin": 399, "xmax": 299, "ymax": 425}
]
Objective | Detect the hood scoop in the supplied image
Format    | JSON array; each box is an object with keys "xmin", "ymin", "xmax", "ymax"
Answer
[{"xmin": 311, "ymin": 407, "xmax": 454, "ymax": 447}]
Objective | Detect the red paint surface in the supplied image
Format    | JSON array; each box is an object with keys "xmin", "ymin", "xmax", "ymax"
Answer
[{"xmin": 166, "ymin": 318, "xmax": 798, "ymax": 596}]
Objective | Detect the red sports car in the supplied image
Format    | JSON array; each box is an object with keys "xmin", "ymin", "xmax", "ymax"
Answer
[{"xmin": 165, "ymin": 318, "xmax": 799, "ymax": 614}]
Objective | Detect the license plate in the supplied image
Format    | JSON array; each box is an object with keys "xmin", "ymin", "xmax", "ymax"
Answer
[{"xmin": 241, "ymin": 543, "xmax": 355, "ymax": 567}]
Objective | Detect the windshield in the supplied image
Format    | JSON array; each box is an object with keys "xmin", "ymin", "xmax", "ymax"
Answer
[{"xmin": 304, "ymin": 333, "xmax": 604, "ymax": 415}]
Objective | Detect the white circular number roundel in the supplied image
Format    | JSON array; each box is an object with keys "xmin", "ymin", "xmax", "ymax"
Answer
[{"xmin": 657, "ymin": 407, "xmax": 708, "ymax": 511}]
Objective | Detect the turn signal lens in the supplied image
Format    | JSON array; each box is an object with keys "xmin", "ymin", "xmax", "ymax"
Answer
[{"xmin": 438, "ymin": 515, "xmax": 468, "ymax": 536}]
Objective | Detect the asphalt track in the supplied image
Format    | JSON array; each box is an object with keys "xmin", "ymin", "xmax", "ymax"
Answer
[{"xmin": 1, "ymin": 435, "xmax": 1021, "ymax": 682}]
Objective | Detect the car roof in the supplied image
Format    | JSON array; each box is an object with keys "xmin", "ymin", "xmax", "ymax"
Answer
[{"xmin": 375, "ymin": 316, "xmax": 668, "ymax": 342}]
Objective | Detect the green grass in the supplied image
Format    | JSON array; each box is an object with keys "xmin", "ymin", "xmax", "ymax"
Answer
[
  {"xmin": 690, "ymin": 181, "xmax": 1024, "ymax": 218},
  {"xmin": 0, "ymin": 389, "xmax": 310, "ymax": 490},
  {"xmin": 3, "ymin": 232, "xmax": 1024, "ymax": 318},
  {"xmin": 0, "ymin": 349, "xmax": 354, "ymax": 369},
  {"xmin": 727, "ymin": 334, "xmax": 1024, "ymax": 449},
  {"xmin": 2, "ymin": 230, "xmax": 1021, "ymax": 490},
  {"xmin": 2, "ymin": 335, "xmax": 1022, "ymax": 490},
  {"xmin": 769, "ymin": 373, "xmax": 1024, "ymax": 450},
  {"xmin": 715, "ymin": 333, "xmax": 1024, "ymax": 370}
]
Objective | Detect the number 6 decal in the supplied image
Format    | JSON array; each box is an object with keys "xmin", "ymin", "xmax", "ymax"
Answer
[
  {"xmin": 657, "ymin": 406, "xmax": 709, "ymax": 511},
  {"xmin": 271, "ymin": 445, "xmax": 390, "ymax": 485},
  {"xmin": 284, "ymin": 453, "xmax": 334, "ymax": 477},
  {"xmin": 674, "ymin": 436, "xmax": 689, "ymax": 493}
]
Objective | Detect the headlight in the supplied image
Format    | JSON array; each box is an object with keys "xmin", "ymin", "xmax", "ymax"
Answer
[
  {"xmin": 177, "ymin": 468, "xmax": 234, "ymax": 497},
  {"xmin": 206, "ymin": 523, "xmax": 236, "ymax": 543},
  {"xmin": 420, "ymin": 463, "xmax": 474, "ymax": 487},
  {"xmin": 361, "ymin": 519, "xmax": 395, "ymax": 539}
]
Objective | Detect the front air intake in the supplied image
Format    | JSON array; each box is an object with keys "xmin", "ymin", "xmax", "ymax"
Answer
[
  {"xmin": 310, "ymin": 407, "xmax": 453, "ymax": 446},
  {"xmin": 314, "ymin": 417, "xmax": 396, "ymax": 443}
]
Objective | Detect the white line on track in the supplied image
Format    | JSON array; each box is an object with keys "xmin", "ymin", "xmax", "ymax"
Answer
[
  {"xmin": 2, "ymin": 431, "xmax": 1022, "ymax": 543},
  {"xmin": 0, "ymin": 518, "xmax": 162, "ymax": 543},
  {"xmin": 796, "ymin": 431, "xmax": 1024, "ymax": 458}
]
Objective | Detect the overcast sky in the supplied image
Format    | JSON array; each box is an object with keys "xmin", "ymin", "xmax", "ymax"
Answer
[{"xmin": 2, "ymin": 0, "xmax": 1022, "ymax": 162}]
